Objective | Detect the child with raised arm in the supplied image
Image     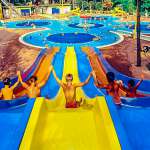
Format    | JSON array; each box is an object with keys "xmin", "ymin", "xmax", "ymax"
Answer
[
  {"xmin": 18, "ymin": 66, "xmax": 53, "ymax": 98},
  {"xmin": 52, "ymin": 66, "xmax": 93, "ymax": 108},
  {"xmin": 0, "ymin": 73, "xmax": 20, "ymax": 100},
  {"xmin": 95, "ymin": 72, "xmax": 123, "ymax": 105},
  {"xmin": 124, "ymin": 75, "xmax": 143, "ymax": 97}
]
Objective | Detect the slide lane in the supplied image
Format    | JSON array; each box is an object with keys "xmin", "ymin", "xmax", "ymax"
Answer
[
  {"xmin": 75, "ymin": 45, "xmax": 103, "ymax": 98},
  {"xmin": 41, "ymin": 46, "xmax": 66, "ymax": 99},
  {"xmin": 19, "ymin": 47, "xmax": 121, "ymax": 150},
  {"xmin": 0, "ymin": 98, "xmax": 35, "ymax": 150}
]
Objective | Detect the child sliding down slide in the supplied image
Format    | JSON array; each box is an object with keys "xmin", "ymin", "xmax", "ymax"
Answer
[
  {"xmin": 18, "ymin": 66, "xmax": 53, "ymax": 98},
  {"xmin": 0, "ymin": 72, "xmax": 20, "ymax": 100},
  {"xmin": 52, "ymin": 66, "xmax": 94, "ymax": 108}
]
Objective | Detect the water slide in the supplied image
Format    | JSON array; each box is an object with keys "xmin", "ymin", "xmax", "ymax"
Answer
[
  {"xmin": 15, "ymin": 47, "xmax": 59, "ymax": 97},
  {"xmin": 19, "ymin": 47, "xmax": 121, "ymax": 150},
  {"xmin": 0, "ymin": 98, "xmax": 35, "ymax": 150},
  {"xmin": 0, "ymin": 47, "xmax": 61, "ymax": 150},
  {"xmin": 82, "ymin": 47, "xmax": 150, "ymax": 96}
]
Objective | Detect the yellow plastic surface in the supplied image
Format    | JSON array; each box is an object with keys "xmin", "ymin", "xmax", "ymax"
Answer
[{"xmin": 20, "ymin": 47, "xmax": 121, "ymax": 150}]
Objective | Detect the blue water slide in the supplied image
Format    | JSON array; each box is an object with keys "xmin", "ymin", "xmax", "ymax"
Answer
[
  {"xmin": 41, "ymin": 46, "xmax": 66, "ymax": 99},
  {"xmin": 117, "ymin": 104, "xmax": 150, "ymax": 150},
  {"xmin": 93, "ymin": 47, "xmax": 150, "ymax": 94},
  {"xmin": 75, "ymin": 46, "xmax": 103, "ymax": 98},
  {"xmin": 0, "ymin": 98, "xmax": 35, "ymax": 150},
  {"xmin": 121, "ymin": 96, "xmax": 150, "ymax": 108},
  {"xmin": 105, "ymin": 96, "xmax": 132, "ymax": 150}
]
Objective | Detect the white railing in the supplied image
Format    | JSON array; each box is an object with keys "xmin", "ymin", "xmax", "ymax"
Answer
[{"xmin": 1, "ymin": 0, "xmax": 21, "ymax": 17}]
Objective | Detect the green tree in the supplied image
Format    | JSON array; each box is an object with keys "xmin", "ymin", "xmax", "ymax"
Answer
[
  {"xmin": 141, "ymin": 0, "xmax": 150, "ymax": 15},
  {"xmin": 95, "ymin": 2, "xmax": 103, "ymax": 10},
  {"xmin": 76, "ymin": 0, "xmax": 82, "ymax": 9},
  {"xmin": 82, "ymin": 1, "xmax": 89, "ymax": 10},
  {"xmin": 89, "ymin": 1, "xmax": 95, "ymax": 10},
  {"xmin": 128, "ymin": 0, "xmax": 136, "ymax": 14},
  {"xmin": 112, "ymin": 0, "xmax": 136, "ymax": 13}
]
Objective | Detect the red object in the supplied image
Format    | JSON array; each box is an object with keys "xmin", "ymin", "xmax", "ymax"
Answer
[
  {"xmin": 66, "ymin": 101, "xmax": 78, "ymax": 108},
  {"xmin": 80, "ymin": 15, "xmax": 91, "ymax": 19}
]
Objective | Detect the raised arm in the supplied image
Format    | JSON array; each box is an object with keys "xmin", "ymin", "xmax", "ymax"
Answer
[
  {"xmin": 95, "ymin": 79, "xmax": 108, "ymax": 89},
  {"xmin": 10, "ymin": 74, "xmax": 20, "ymax": 90},
  {"xmin": 37, "ymin": 66, "xmax": 53, "ymax": 88},
  {"xmin": 17, "ymin": 71, "xmax": 28, "ymax": 89},
  {"xmin": 75, "ymin": 71, "xmax": 92, "ymax": 87},
  {"xmin": 135, "ymin": 80, "xmax": 143, "ymax": 89},
  {"xmin": 52, "ymin": 67, "xmax": 63, "ymax": 86},
  {"xmin": 0, "ymin": 91, "xmax": 2, "ymax": 98},
  {"xmin": 135, "ymin": 74, "xmax": 144, "ymax": 89}
]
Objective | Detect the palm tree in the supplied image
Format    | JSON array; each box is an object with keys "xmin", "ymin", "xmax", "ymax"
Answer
[{"xmin": 136, "ymin": 0, "xmax": 141, "ymax": 66}]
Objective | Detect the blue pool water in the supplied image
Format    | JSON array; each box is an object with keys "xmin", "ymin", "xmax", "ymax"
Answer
[
  {"xmin": 125, "ymin": 24, "xmax": 150, "ymax": 32},
  {"xmin": 68, "ymin": 23, "xmax": 104, "ymax": 28},
  {"xmin": 90, "ymin": 16, "xmax": 108, "ymax": 20},
  {"xmin": 118, "ymin": 22, "xmax": 150, "ymax": 34},
  {"xmin": 47, "ymin": 33, "xmax": 97, "ymax": 44},
  {"xmin": 5, "ymin": 16, "xmax": 123, "ymax": 48},
  {"xmin": 6, "ymin": 20, "xmax": 51, "ymax": 28},
  {"xmin": 5, "ymin": 16, "xmax": 149, "ymax": 48},
  {"xmin": 16, "ymin": 21, "xmax": 50, "ymax": 27},
  {"xmin": 0, "ymin": 22, "xmax": 2, "ymax": 27}
]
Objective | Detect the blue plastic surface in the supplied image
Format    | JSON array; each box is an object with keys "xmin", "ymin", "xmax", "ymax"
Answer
[
  {"xmin": 41, "ymin": 46, "xmax": 66, "ymax": 98},
  {"xmin": 105, "ymin": 96, "xmax": 132, "ymax": 150},
  {"xmin": 117, "ymin": 105, "xmax": 150, "ymax": 150},
  {"xmin": 0, "ymin": 98, "xmax": 35, "ymax": 150},
  {"xmin": 121, "ymin": 96, "xmax": 150, "ymax": 108},
  {"xmin": 75, "ymin": 46, "xmax": 103, "ymax": 97}
]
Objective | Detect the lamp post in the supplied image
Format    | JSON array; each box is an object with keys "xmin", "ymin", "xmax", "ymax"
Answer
[{"xmin": 136, "ymin": 0, "xmax": 141, "ymax": 66}]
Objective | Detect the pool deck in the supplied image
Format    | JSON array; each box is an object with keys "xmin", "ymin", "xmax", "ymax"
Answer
[
  {"xmin": 0, "ymin": 29, "xmax": 40, "ymax": 80},
  {"xmin": 101, "ymin": 36, "xmax": 150, "ymax": 80}
]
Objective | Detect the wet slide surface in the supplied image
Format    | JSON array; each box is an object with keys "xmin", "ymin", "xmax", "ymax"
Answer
[
  {"xmin": 0, "ymin": 106, "xmax": 25, "ymax": 150},
  {"xmin": 0, "ymin": 98, "xmax": 35, "ymax": 150},
  {"xmin": 20, "ymin": 47, "xmax": 120, "ymax": 150},
  {"xmin": 118, "ymin": 106, "xmax": 150, "ymax": 150}
]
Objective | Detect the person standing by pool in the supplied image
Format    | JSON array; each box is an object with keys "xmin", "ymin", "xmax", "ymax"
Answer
[
  {"xmin": 51, "ymin": 66, "xmax": 94, "ymax": 108},
  {"xmin": 17, "ymin": 66, "xmax": 53, "ymax": 98},
  {"xmin": 0, "ymin": 73, "xmax": 20, "ymax": 100}
]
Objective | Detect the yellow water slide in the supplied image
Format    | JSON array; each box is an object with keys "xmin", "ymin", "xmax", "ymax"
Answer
[{"xmin": 20, "ymin": 47, "xmax": 121, "ymax": 150}]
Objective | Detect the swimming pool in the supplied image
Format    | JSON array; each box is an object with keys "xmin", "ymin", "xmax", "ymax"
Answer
[
  {"xmin": 116, "ymin": 22, "xmax": 150, "ymax": 34},
  {"xmin": 6, "ymin": 19, "xmax": 51, "ymax": 29},
  {"xmin": 4, "ymin": 16, "xmax": 150, "ymax": 48},
  {"xmin": 15, "ymin": 16, "xmax": 123, "ymax": 48}
]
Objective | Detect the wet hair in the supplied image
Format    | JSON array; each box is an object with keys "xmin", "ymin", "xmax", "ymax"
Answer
[
  {"xmin": 66, "ymin": 74, "xmax": 73, "ymax": 81},
  {"xmin": 3, "ymin": 77, "xmax": 11, "ymax": 85},
  {"xmin": 128, "ymin": 79, "xmax": 135, "ymax": 87},
  {"xmin": 30, "ymin": 76, "xmax": 38, "ymax": 82},
  {"xmin": 106, "ymin": 72, "xmax": 115, "ymax": 83}
]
